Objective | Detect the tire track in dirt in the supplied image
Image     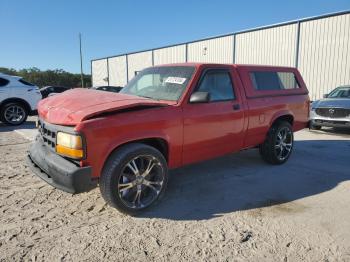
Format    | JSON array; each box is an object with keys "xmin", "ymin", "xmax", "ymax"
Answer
[{"xmin": 0, "ymin": 130, "xmax": 349, "ymax": 261}]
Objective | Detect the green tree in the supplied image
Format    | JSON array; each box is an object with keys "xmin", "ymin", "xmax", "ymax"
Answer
[{"xmin": 0, "ymin": 67, "xmax": 91, "ymax": 88}]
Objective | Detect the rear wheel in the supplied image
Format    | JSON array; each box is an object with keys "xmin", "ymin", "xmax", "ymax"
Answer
[
  {"xmin": 0, "ymin": 103, "xmax": 28, "ymax": 125},
  {"xmin": 259, "ymin": 121, "xmax": 294, "ymax": 165},
  {"xmin": 99, "ymin": 143, "xmax": 168, "ymax": 215}
]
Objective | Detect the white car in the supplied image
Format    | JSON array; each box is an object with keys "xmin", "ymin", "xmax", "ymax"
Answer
[
  {"xmin": 310, "ymin": 85, "xmax": 350, "ymax": 130},
  {"xmin": 0, "ymin": 73, "xmax": 42, "ymax": 125}
]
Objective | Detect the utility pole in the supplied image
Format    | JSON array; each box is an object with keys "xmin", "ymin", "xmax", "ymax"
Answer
[{"xmin": 79, "ymin": 33, "xmax": 84, "ymax": 88}]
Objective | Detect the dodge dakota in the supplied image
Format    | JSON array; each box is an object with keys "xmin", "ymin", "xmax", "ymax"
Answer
[{"xmin": 28, "ymin": 63, "xmax": 310, "ymax": 214}]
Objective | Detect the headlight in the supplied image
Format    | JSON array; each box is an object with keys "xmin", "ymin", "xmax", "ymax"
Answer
[{"xmin": 56, "ymin": 132, "xmax": 84, "ymax": 159}]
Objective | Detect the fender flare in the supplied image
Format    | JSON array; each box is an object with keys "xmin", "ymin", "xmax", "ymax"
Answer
[{"xmin": 269, "ymin": 110, "xmax": 294, "ymax": 127}]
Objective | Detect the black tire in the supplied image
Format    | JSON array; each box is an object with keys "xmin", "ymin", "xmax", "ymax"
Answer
[
  {"xmin": 259, "ymin": 121, "xmax": 294, "ymax": 165},
  {"xmin": 0, "ymin": 109, "xmax": 4, "ymax": 123},
  {"xmin": 0, "ymin": 102, "xmax": 28, "ymax": 125},
  {"xmin": 310, "ymin": 122, "xmax": 322, "ymax": 130},
  {"xmin": 99, "ymin": 143, "xmax": 168, "ymax": 215}
]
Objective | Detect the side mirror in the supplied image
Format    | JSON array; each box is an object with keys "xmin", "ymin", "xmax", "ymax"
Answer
[
  {"xmin": 323, "ymin": 94, "xmax": 328, "ymax": 98},
  {"xmin": 189, "ymin": 92, "xmax": 210, "ymax": 103}
]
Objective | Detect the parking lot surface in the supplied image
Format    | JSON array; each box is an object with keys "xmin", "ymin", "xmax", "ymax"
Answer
[{"xmin": 1, "ymin": 118, "xmax": 350, "ymax": 261}]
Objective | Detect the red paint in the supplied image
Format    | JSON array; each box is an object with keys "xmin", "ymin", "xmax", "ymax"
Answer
[
  {"xmin": 38, "ymin": 63, "xmax": 310, "ymax": 178},
  {"xmin": 38, "ymin": 89, "xmax": 172, "ymax": 126}
]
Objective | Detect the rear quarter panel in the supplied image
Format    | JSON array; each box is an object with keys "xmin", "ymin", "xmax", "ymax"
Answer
[
  {"xmin": 237, "ymin": 66, "xmax": 310, "ymax": 148},
  {"xmin": 11, "ymin": 84, "xmax": 42, "ymax": 110}
]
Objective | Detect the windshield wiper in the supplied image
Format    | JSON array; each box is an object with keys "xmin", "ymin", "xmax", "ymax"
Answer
[{"xmin": 139, "ymin": 95, "xmax": 160, "ymax": 101}]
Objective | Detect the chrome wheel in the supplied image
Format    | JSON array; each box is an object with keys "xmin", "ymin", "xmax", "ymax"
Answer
[
  {"xmin": 118, "ymin": 155, "xmax": 165, "ymax": 209},
  {"xmin": 4, "ymin": 104, "xmax": 26, "ymax": 124},
  {"xmin": 275, "ymin": 127, "xmax": 293, "ymax": 161}
]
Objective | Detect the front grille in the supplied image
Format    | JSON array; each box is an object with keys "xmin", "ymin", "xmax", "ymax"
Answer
[
  {"xmin": 37, "ymin": 119, "xmax": 57, "ymax": 150},
  {"xmin": 36, "ymin": 119, "xmax": 81, "ymax": 165},
  {"xmin": 315, "ymin": 108, "xmax": 350, "ymax": 118}
]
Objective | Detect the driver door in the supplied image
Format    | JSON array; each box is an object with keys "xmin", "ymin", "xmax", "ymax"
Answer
[{"xmin": 182, "ymin": 68, "xmax": 245, "ymax": 165}]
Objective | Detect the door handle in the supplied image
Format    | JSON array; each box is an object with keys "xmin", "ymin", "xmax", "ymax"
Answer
[{"xmin": 233, "ymin": 104, "xmax": 240, "ymax": 110}]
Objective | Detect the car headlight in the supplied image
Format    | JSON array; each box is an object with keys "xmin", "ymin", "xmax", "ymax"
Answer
[{"xmin": 56, "ymin": 132, "xmax": 84, "ymax": 159}]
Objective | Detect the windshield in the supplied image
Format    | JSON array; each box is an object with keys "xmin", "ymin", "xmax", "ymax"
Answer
[
  {"xmin": 120, "ymin": 66, "xmax": 195, "ymax": 101},
  {"xmin": 328, "ymin": 87, "xmax": 350, "ymax": 98}
]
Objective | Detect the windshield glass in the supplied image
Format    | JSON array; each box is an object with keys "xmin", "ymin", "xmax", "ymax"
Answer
[
  {"xmin": 120, "ymin": 66, "xmax": 195, "ymax": 101},
  {"xmin": 328, "ymin": 87, "xmax": 350, "ymax": 98}
]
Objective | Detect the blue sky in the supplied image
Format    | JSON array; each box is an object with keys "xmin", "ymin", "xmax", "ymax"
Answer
[{"xmin": 1, "ymin": 0, "xmax": 349, "ymax": 74}]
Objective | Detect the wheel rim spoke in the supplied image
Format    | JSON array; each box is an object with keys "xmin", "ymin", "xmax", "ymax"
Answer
[
  {"xmin": 277, "ymin": 148, "xmax": 283, "ymax": 158},
  {"xmin": 118, "ymin": 155, "xmax": 164, "ymax": 210},
  {"xmin": 132, "ymin": 190, "xmax": 143, "ymax": 207},
  {"xmin": 142, "ymin": 159, "xmax": 156, "ymax": 178},
  {"xmin": 149, "ymin": 181, "xmax": 163, "ymax": 186},
  {"xmin": 275, "ymin": 127, "xmax": 293, "ymax": 160},
  {"xmin": 121, "ymin": 172, "xmax": 134, "ymax": 181},
  {"xmin": 127, "ymin": 159, "xmax": 140, "ymax": 175},
  {"xmin": 144, "ymin": 183, "xmax": 158, "ymax": 194},
  {"xmin": 119, "ymin": 182, "xmax": 135, "ymax": 192},
  {"xmin": 277, "ymin": 133, "xmax": 282, "ymax": 141},
  {"xmin": 143, "ymin": 180, "xmax": 162, "ymax": 194},
  {"xmin": 285, "ymin": 143, "xmax": 292, "ymax": 151}
]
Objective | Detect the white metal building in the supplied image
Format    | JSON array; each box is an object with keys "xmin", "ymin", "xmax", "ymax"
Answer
[{"xmin": 91, "ymin": 11, "xmax": 350, "ymax": 100}]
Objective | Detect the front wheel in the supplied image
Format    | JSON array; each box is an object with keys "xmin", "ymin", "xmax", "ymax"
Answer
[
  {"xmin": 99, "ymin": 143, "xmax": 168, "ymax": 215},
  {"xmin": 310, "ymin": 121, "xmax": 322, "ymax": 130},
  {"xmin": 1, "ymin": 103, "xmax": 28, "ymax": 125},
  {"xmin": 259, "ymin": 121, "xmax": 294, "ymax": 165}
]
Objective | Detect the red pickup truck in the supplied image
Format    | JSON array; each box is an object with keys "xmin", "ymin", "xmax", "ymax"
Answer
[{"xmin": 28, "ymin": 63, "xmax": 309, "ymax": 214}]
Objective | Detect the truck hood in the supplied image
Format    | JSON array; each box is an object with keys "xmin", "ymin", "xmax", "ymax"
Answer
[
  {"xmin": 38, "ymin": 88, "xmax": 169, "ymax": 125},
  {"xmin": 312, "ymin": 98, "xmax": 350, "ymax": 109}
]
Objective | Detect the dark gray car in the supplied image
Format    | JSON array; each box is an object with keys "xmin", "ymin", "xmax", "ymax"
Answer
[{"xmin": 310, "ymin": 85, "xmax": 350, "ymax": 130}]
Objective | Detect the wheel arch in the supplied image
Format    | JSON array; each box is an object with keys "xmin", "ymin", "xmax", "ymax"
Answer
[
  {"xmin": 105, "ymin": 137, "xmax": 169, "ymax": 164},
  {"xmin": 270, "ymin": 111, "xmax": 294, "ymax": 128},
  {"xmin": 0, "ymin": 97, "xmax": 31, "ymax": 113}
]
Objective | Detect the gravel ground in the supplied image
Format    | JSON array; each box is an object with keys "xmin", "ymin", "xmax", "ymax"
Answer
[{"xmin": 0, "ymin": 122, "xmax": 350, "ymax": 261}]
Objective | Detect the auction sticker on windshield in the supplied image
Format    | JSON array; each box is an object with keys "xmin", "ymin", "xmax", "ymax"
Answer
[{"xmin": 165, "ymin": 77, "xmax": 187, "ymax": 85}]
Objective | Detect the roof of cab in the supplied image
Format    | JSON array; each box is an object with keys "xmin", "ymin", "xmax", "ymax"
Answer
[{"xmin": 153, "ymin": 63, "xmax": 296, "ymax": 70}]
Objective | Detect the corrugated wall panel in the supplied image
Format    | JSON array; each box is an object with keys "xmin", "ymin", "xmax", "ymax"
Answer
[
  {"xmin": 91, "ymin": 59, "xmax": 108, "ymax": 86},
  {"xmin": 108, "ymin": 56, "xmax": 127, "ymax": 86},
  {"xmin": 127, "ymin": 51, "xmax": 153, "ymax": 81},
  {"xmin": 153, "ymin": 45, "xmax": 186, "ymax": 65},
  {"xmin": 92, "ymin": 13, "xmax": 350, "ymax": 100},
  {"xmin": 298, "ymin": 14, "xmax": 350, "ymax": 100},
  {"xmin": 235, "ymin": 24, "xmax": 297, "ymax": 67},
  {"xmin": 187, "ymin": 36, "xmax": 233, "ymax": 63}
]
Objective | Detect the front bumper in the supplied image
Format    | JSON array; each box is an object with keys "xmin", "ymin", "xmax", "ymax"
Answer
[
  {"xmin": 27, "ymin": 138, "xmax": 96, "ymax": 194},
  {"xmin": 311, "ymin": 119, "xmax": 350, "ymax": 128}
]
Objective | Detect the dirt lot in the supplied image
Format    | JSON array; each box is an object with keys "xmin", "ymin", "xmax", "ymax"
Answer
[{"xmin": 1, "ymin": 119, "xmax": 350, "ymax": 261}]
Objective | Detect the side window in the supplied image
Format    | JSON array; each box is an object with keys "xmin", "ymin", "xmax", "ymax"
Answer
[
  {"xmin": 197, "ymin": 71, "xmax": 235, "ymax": 102},
  {"xmin": 250, "ymin": 71, "xmax": 300, "ymax": 90},
  {"xmin": 0, "ymin": 77, "xmax": 9, "ymax": 87},
  {"xmin": 18, "ymin": 79, "xmax": 34, "ymax": 86},
  {"xmin": 277, "ymin": 72, "xmax": 300, "ymax": 89}
]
